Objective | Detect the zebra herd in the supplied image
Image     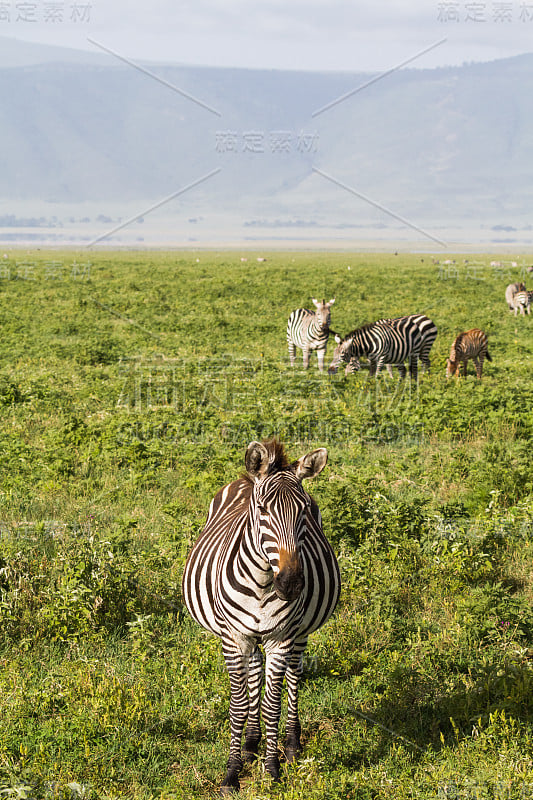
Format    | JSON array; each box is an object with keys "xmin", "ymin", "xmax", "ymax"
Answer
[
  {"xmin": 286, "ymin": 297, "xmax": 502, "ymax": 381},
  {"xmin": 182, "ymin": 277, "xmax": 528, "ymax": 794},
  {"xmin": 287, "ymin": 301, "xmax": 439, "ymax": 380}
]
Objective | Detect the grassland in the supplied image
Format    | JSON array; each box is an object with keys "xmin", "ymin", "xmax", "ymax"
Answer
[{"xmin": 0, "ymin": 250, "xmax": 532, "ymax": 800}]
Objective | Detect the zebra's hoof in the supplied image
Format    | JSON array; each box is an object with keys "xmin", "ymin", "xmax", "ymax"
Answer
[
  {"xmin": 219, "ymin": 786, "xmax": 238, "ymax": 797},
  {"xmin": 220, "ymin": 776, "xmax": 240, "ymax": 796},
  {"xmin": 220, "ymin": 760, "xmax": 241, "ymax": 795}
]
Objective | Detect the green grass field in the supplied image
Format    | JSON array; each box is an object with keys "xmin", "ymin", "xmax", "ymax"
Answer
[{"xmin": 0, "ymin": 250, "xmax": 532, "ymax": 799}]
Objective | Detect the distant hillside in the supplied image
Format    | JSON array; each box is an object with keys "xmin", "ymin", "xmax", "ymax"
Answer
[{"xmin": 1, "ymin": 39, "xmax": 533, "ymax": 243}]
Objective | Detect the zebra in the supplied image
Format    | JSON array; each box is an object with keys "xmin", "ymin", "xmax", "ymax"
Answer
[
  {"xmin": 446, "ymin": 328, "xmax": 492, "ymax": 379},
  {"xmin": 505, "ymin": 282, "xmax": 527, "ymax": 311},
  {"xmin": 328, "ymin": 318, "xmax": 422, "ymax": 379},
  {"xmin": 287, "ymin": 298, "xmax": 335, "ymax": 371},
  {"xmin": 343, "ymin": 314, "xmax": 437, "ymax": 378},
  {"xmin": 510, "ymin": 290, "xmax": 531, "ymax": 316},
  {"xmin": 182, "ymin": 439, "xmax": 341, "ymax": 795}
]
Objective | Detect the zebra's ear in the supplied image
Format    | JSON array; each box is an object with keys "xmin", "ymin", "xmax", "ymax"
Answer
[
  {"xmin": 334, "ymin": 333, "xmax": 342, "ymax": 344},
  {"xmin": 312, "ymin": 298, "xmax": 319, "ymax": 307},
  {"xmin": 328, "ymin": 298, "xmax": 335, "ymax": 306},
  {"xmin": 293, "ymin": 448, "xmax": 328, "ymax": 482},
  {"xmin": 245, "ymin": 441, "xmax": 270, "ymax": 481}
]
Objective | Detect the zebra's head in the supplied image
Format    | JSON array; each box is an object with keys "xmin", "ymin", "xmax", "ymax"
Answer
[
  {"xmin": 312, "ymin": 298, "xmax": 335, "ymax": 330},
  {"xmin": 446, "ymin": 337, "xmax": 460, "ymax": 378},
  {"xmin": 446, "ymin": 342, "xmax": 459, "ymax": 377},
  {"xmin": 328, "ymin": 333, "xmax": 356, "ymax": 374},
  {"xmin": 245, "ymin": 439, "xmax": 328, "ymax": 602},
  {"xmin": 446, "ymin": 356, "xmax": 458, "ymax": 378}
]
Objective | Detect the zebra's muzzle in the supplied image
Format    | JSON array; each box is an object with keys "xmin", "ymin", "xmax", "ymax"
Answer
[{"xmin": 273, "ymin": 565, "xmax": 304, "ymax": 602}]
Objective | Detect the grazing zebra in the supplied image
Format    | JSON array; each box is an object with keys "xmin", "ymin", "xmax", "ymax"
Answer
[
  {"xmin": 510, "ymin": 290, "xmax": 531, "ymax": 316},
  {"xmin": 446, "ymin": 328, "xmax": 492, "ymax": 379},
  {"xmin": 505, "ymin": 282, "xmax": 527, "ymax": 311},
  {"xmin": 329, "ymin": 318, "xmax": 421, "ymax": 379},
  {"xmin": 343, "ymin": 313, "xmax": 437, "ymax": 377},
  {"xmin": 182, "ymin": 439, "xmax": 340, "ymax": 795},
  {"xmin": 287, "ymin": 298, "xmax": 335, "ymax": 371}
]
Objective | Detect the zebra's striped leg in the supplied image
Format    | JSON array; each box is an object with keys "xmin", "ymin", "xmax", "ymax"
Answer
[
  {"xmin": 317, "ymin": 349, "xmax": 325, "ymax": 372},
  {"xmin": 261, "ymin": 647, "xmax": 292, "ymax": 781},
  {"xmin": 397, "ymin": 363, "xmax": 406, "ymax": 379},
  {"xmin": 288, "ymin": 342, "xmax": 296, "ymax": 367},
  {"xmin": 302, "ymin": 347, "xmax": 310, "ymax": 369},
  {"xmin": 373, "ymin": 359, "xmax": 383, "ymax": 377},
  {"xmin": 244, "ymin": 646, "xmax": 263, "ymax": 762},
  {"xmin": 408, "ymin": 355, "xmax": 418, "ymax": 381},
  {"xmin": 220, "ymin": 643, "xmax": 253, "ymax": 795},
  {"xmin": 385, "ymin": 364, "xmax": 394, "ymax": 378},
  {"xmin": 474, "ymin": 355, "xmax": 483, "ymax": 379},
  {"xmin": 285, "ymin": 638, "xmax": 307, "ymax": 763}
]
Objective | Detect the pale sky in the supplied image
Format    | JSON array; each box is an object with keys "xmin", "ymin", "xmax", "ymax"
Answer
[{"xmin": 1, "ymin": 0, "xmax": 533, "ymax": 71}]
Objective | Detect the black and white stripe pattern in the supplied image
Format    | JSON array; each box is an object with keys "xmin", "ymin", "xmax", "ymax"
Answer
[
  {"xmin": 182, "ymin": 439, "xmax": 340, "ymax": 795},
  {"xmin": 397, "ymin": 314, "xmax": 437, "ymax": 373},
  {"xmin": 510, "ymin": 290, "xmax": 531, "ymax": 315},
  {"xmin": 328, "ymin": 318, "xmax": 422, "ymax": 379},
  {"xmin": 343, "ymin": 314, "xmax": 437, "ymax": 377},
  {"xmin": 287, "ymin": 298, "xmax": 335, "ymax": 371},
  {"xmin": 505, "ymin": 282, "xmax": 526, "ymax": 311}
]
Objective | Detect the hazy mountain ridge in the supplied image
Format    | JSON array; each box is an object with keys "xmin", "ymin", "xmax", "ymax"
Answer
[{"xmin": 1, "ymin": 38, "xmax": 533, "ymax": 241}]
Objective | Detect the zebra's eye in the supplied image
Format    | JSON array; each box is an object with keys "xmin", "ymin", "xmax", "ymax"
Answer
[{"xmin": 257, "ymin": 503, "xmax": 267, "ymax": 515}]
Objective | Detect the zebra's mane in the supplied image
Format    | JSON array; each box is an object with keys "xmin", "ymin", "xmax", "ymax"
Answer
[
  {"xmin": 342, "ymin": 322, "xmax": 376, "ymax": 341},
  {"xmin": 451, "ymin": 331, "xmax": 466, "ymax": 354},
  {"xmin": 243, "ymin": 437, "xmax": 291, "ymax": 483},
  {"xmin": 263, "ymin": 437, "xmax": 291, "ymax": 471}
]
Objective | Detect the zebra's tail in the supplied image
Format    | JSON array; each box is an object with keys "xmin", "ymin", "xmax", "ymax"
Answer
[{"xmin": 486, "ymin": 350, "xmax": 492, "ymax": 362}]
